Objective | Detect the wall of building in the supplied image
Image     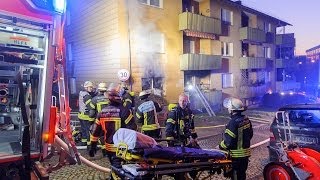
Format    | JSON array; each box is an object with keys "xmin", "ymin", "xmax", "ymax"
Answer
[{"xmin": 66, "ymin": 0, "xmax": 120, "ymax": 90}]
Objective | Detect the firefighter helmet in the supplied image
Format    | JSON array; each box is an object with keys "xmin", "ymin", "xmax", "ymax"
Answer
[
  {"xmin": 97, "ymin": 82, "xmax": 108, "ymax": 91},
  {"xmin": 139, "ymin": 90, "xmax": 151, "ymax": 100},
  {"xmin": 107, "ymin": 83, "xmax": 121, "ymax": 103},
  {"xmin": 83, "ymin": 81, "xmax": 94, "ymax": 88},
  {"xmin": 223, "ymin": 97, "xmax": 245, "ymax": 111}
]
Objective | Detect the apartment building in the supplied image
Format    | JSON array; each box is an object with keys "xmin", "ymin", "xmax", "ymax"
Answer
[
  {"xmin": 306, "ymin": 45, "xmax": 320, "ymax": 90},
  {"xmin": 65, "ymin": 0, "xmax": 293, "ymax": 107},
  {"xmin": 275, "ymin": 33, "xmax": 300, "ymax": 92}
]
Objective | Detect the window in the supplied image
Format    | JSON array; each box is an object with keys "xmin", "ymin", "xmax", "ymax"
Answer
[
  {"xmin": 264, "ymin": 47, "xmax": 271, "ymax": 58},
  {"xmin": 139, "ymin": 0, "xmax": 163, "ymax": 8},
  {"xmin": 222, "ymin": 73, "xmax": 234, "ymax": 88},
  {"xmin": 138, "ymin": 32, "xmax": 165, "ymax": 53},
  {"xmin": 141, "ymin": 77, "xmax": 163, "ymax": 90},
  {"xmin": 221, "ymin": 42, "xmax": 233, "ymax": 56},
  {"xmin": 264, "ymin": 22, "xmax": 271, "ymax": 32},
  {"xmin": 221, "ymin": 9, "xmax": 233, "ymax": 25},
  {"xmin": 190, "ymin": 40, "xmax": 195, "ymax": 53}
]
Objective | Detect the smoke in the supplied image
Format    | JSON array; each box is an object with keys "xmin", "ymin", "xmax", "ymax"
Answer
[{"xmin": 125, "ymin": 0, "xmax": 165, "ymax": 79}]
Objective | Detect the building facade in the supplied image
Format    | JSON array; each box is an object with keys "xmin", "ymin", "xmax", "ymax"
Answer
[
  {"xmin": 65, "ymin": 0, "xmax": 293, "ymax": 107},
  {"xmin": 305, "ymin": 45, "xmax": 320, "ymax": 93}
]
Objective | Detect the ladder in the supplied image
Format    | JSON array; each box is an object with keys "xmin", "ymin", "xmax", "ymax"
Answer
[
  {"xmin": 53, "ymin": 63, "xmax": 81, "ymax": 168},
  {"xmin": 194, "ymin": 84, "xmax": 215, "ymax": 117}
]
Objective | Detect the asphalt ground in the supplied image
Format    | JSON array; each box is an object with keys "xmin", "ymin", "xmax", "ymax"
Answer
[{"xmin": 48, "ymin": 113, "xmax": 271, "ymax": 180}]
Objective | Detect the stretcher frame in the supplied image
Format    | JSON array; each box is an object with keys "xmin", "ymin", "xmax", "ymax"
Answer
[{"xmin": 112, "ymin": 143, "xmax": 233, "ymax": 180}]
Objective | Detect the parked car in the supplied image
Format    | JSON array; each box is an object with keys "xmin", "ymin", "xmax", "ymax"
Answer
[
  {"xmin": 262, "ymin": 92, "xmax": 314, "ymax": 109},
  {"xmin": 269, "ymin": 104, "xmax": 320, "ymax": 161}
]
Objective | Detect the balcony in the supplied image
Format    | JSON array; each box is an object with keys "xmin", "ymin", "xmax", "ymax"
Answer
[
  {"xmin": 276, "ymin": 59, "xmax": 296, "ymax": 69},
  {"xmin": 276, "ymin": 81, "xmax": 301, "ymax": 92},
  {"xmin": 240, "ymin": 27, "xmax": 266, "ymax": 43},
  {"xmin": 276, "ymin": 34, "xmax": 296, "ymax": 47},
  {"xmin": 179, "ymin": 12, "xmax": 221, "ymax": 35},
  {"xmin": 240, "ymin": 57, "xmax": 272, "ymax": 70},
  {"xmin": 180, "ymin": 54, "xmax": 222, "ymax": 71},
  {"xmin": 240, "ymin": 85, "xmax": 267, "ymax": 99}
]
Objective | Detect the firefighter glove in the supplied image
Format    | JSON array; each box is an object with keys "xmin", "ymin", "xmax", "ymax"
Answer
[{"xmin": 89, "ymin": 141, "xmax": 98, "ymax": 157}]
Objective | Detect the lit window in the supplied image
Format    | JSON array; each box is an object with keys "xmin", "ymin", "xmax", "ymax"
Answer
[
  {"xmin": 264, "ymin": 47, "xmax": 271, "ymax": 58},
  {"xmin": 221, "ymin": 42, "xmax": 233, "ymax": 56},
  {"xmin": 264, "ymin": 22, "xmax": 272, "ymax": 32},
  {"xmin": 139, "ymin": 0, "xmax": 163, "ymax": 8},
  {"xmin": 222, "ymin": 73, "xmax": 234, "ymax": 88},
  {"xmin": 221, "ymin": 9, "xmax": 233, "ymax": 25}
]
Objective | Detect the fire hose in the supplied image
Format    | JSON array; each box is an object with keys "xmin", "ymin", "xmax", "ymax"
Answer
[{"xmin": 54, "ymin": 135, "xmax": 111, "ymax": 173}]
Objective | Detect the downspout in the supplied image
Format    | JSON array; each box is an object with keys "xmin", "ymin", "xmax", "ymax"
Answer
[{"xmin": 126, "ymin": 0, "xmax": 133, "ymax": 91}]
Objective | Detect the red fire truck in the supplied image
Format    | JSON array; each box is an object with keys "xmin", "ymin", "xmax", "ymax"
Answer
[{"xmin": 0, "ymin": 0, "xmax": 65, "ymax": 178}]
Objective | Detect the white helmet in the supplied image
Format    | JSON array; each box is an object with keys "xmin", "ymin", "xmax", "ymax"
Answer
[
  {"xmin": 83, "ymin": 81, "xmax": 94, "ymax": 88},
  {"xmin": 97, "ymin": 82, "xmax": 107, "ymax": 91},
  {"xmin": 139, "ymin": 90, "xmax": 151, "ymax": 97},
  {"xmin": 223, "ymin": 97, "xmax": 245, "ymax": 111}
]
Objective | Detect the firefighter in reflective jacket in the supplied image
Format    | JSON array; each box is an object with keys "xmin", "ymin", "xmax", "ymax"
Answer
[
  {"xmin": 135, "ymin": 90, "xmax": 162, "ymax": 138},
  {"xmin": 78, "ymin": 81, "xmax": 95, "ymax": 146},
  {"xmin": 89, "ymin": 82, "xmax": 109, "ymax": 118},
  {"xmin": 89, "ymin": 83, "xmax": 134, "ymax": 162},
  {"xmin": 219, "ymin": 97, "xmax": 253, "ymax": 180},
  {"xmin": 165, "ymin": 93, "xmax": 198, "ymax": 147},
  {"xmin": 119, "ymin": 85, "xmax": 137, "ymax": 130}
]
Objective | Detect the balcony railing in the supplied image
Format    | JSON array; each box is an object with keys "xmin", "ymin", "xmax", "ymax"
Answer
[
  {"xmin": 240, "ymin": 27, "xmax": 266, "ymax": 43},
  {"xmin": 179, "ymin": 12, "xmax": 221, "ymax": 35},
  {"xmin": 240, "ymin": 85, "xmax": 267, "ymax": 98},
  {"xmin": 276, "ymin": 81, "xmax": 301, "ymax": 92},
  {"xmin": 276, "ymin": 34, "xmax": 296, "ymax": 47},
  {"xmin": 240, "ymin": 57, "xmax": 270, "ymax": 69},
  {"xmin": 180, "ymin": 54, "xmax": 222, "ymax": 71}
]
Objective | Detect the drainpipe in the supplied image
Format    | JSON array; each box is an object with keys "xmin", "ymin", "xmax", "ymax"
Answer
[{"xmin": 126, "ymin": 0, "xmax": 133, "ymax": 91}]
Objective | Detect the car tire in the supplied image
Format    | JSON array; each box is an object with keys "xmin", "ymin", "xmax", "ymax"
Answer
[{"xmin": 263, "ymin": 162, "xmax": 296, "ymax": 180}]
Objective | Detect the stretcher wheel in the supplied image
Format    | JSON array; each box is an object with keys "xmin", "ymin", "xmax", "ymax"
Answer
[{"xmin": 263, "ymin": 162, "xmax": 296, "ymax": 180}]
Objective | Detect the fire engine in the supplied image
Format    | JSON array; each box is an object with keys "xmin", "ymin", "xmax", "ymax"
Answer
[{"xmin": 0, "ymin": 0, "xmax": 110, "ymax": 179}]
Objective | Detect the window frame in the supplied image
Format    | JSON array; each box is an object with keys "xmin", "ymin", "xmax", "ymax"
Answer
[
  {"xmin": 139, "ymin": 0, "xmax": 163, "ymax": 8},
  {"xmin": 221, "ymin": 42, "xmax": 233, "ymax": 57},
  {"xmin": 221, "ymin": 8, "xmax": 233, "ymax": 25},
  {"xmin": 222, "ymin": 73, "xmax": 234, "ymax": 88}
]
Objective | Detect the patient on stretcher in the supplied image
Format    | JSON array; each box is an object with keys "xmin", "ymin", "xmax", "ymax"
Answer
[{"xmin": 113, "ymin": 128, "xmax": 227, "ymax": 161}]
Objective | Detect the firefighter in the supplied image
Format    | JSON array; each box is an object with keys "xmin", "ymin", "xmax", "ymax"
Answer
[
  {"xmin": 135, "ymin": 90, "xmax": 162, "ymax": 138},
  {"xmin": 219, "ymin": 97, "xmax": 253, "ymax": 180},
  {"xmin": 89, "ymin": 83, "xmax": 134, "ymax": 167},
  {"xmin": 165, "ymin": 93, "xmax": 198, "ymax": 148},
  {"xmin": 118, "ymin": 85, "xmax": 137, "ymax": 130},
  {"xmin": 89, "ymin": 82, "xmax": 109, "ymax": 118},
  {"xmin": 78, "ymin": 81, "xmax": 95, "ymax": 146}
]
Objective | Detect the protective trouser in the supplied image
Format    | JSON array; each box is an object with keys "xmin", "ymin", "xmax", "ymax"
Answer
[
  {"xmin": 79, "ymin": 119, "xmax": 92, "ymax": 145},
  {"xmin": 231, "ymin": 157, "xmax": 249, "ymax": 180}
]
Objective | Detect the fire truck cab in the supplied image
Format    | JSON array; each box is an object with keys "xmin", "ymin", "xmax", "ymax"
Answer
[{"xmin": 0, "ymin": 0, "xmax": 65, "ymax": 178}]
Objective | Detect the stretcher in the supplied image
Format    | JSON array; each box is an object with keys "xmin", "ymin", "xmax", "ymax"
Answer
[{"xmin": 111, "ymin": 128, "xmax": 233, "ymax": 180}]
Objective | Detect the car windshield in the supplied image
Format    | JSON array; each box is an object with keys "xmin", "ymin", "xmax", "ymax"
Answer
[{"xmin": 287, "ymin": 110, "xmax": 320, "ymax": 126}]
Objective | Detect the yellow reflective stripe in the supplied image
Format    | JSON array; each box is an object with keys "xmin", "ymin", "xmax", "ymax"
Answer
[
  {"xmin": 85, "ymin": 99, "xmax": 91, "ymax": 105},
  {"xmin": 143, "ymin": 112, "xmax": 147, "ymax": 125},
  {"xmin": 179, "ymin": 120, "xmax": 185, "ymax": 134},
  {"xmin": 97, "ymin": 102, "xmax": 109, "ymax": 113},
  {"xmin": 166, "ymin": 118, "xmax": 175, "ymax": 124},
  {"xmin": 129, "ymin": 92, "xmax": 135, "ymax": 96},
  {"xmin": 125, "ymin": 99, "xmax": 132, "ymax": 104},
  {"xmin": 225, "ymin": 129, "xmax": 236, "ymax": 138},
  {"xmin": 78, "ymin": 112, "xmax": 94, "ymax": 121},
  {"xmin": 230, "ymin": 148, "xmax": 251, "ymax": 157},
  {"xmin": 220, "ymin": 141, "xmax": 227, "ymax": 149},
  {"xmin": 239, "ymin": 123, "xmax": 250, "ymax": 130},
  {"xmin": 81, "ymin": 139, "xmax": 87, "ymax": 143},
  {"xmin": 89, "ymin": 102, "xmax": 95, "ymax": 109},
  {"xmin": 141, "ymin": 124, "xmax": 159, "ymax": 131},
  {"xmin": 135, "ymin": 112, "xmax": 141, "ymax": 119},
  {"xmin": 90, "ymin": 135, "xmax": 99, "ymax": 142},
  {"xmin": 95, "ymin": 119, "xmax": 100, "ymax": 125},
  {"xmin": 125, "ymin": 113, "xmax": 133, "ymax": 124},
  {"xmin": 166, "ymin": 136, "xmax": 174, "ymax": 140}
]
